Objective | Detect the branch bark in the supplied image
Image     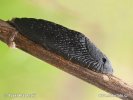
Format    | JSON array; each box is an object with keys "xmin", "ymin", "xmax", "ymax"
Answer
[{"xmin": 0, "ymin": 19, "xmax": 133, "ymax": 100}]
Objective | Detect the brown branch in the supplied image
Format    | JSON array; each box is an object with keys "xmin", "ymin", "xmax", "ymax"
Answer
[{"xmin": 0, "ymin": 19, "xmax": 133, "ymax": 100}]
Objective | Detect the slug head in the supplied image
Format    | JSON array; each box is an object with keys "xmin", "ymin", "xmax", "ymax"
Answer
[{"xmin": 86, "ymin": 39, "xmax": 113, "ymax": 74}]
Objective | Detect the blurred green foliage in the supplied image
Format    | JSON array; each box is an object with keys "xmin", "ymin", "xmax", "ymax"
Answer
[{"xmin": 0, "ymin": 0, "xmax": 133, "ymax": 100}]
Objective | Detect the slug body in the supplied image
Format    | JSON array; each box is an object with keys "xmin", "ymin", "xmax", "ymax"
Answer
[{"xmin": 8, "ymin": 18, "xmax": 113, "ymax": 74}]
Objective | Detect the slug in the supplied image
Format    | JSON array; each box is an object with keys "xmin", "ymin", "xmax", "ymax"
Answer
[{"xmin": 8, "ymin": 18, "xmax": 113, "ymax": 74}]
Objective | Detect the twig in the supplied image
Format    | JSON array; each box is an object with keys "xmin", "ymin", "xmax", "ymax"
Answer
[{"xmin": 0, "ymin": 19, "xmax": 133, "ymax": 100}]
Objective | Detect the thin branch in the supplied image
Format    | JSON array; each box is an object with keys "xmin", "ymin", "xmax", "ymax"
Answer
[{"xmin": 0, "ymin": 19, "xmax": 133, "ymax": 100}]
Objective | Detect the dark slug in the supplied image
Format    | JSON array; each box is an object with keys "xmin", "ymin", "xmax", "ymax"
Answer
[{"xmin": 8, "ymin": 18, "xmax": 113, "ymax": 74}]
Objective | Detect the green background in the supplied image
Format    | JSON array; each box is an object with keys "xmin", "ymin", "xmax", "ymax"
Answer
[{"xmin": 0, "ymin": 0, "xmax": 133, "ymax": 100}]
